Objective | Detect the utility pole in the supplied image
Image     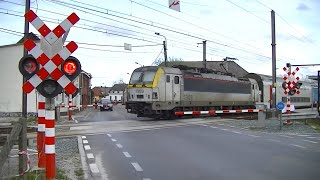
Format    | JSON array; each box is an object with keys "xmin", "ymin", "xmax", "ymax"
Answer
[
  {"xmin": 197, "ymin": 40, "xmax": 207, "ymax": 72},
  {"xmin": 203, "ymin": 40, "xmax": 207, "ymax": 70},
  {"xmin": 20, "ymin": 0, "xmax": 30, "ymax": 177},
  {"xmin": 163, "ymin": 40, "xmax": 168, "ymax": 67},
  {"xmin": 271, "ymin": 10, "xmax": 277, "ymax": 109}
]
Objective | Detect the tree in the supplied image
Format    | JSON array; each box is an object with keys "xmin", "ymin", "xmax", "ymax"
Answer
[
  {"xmin": 153, "ymin": 56, "xmax": 183, "ymax": 66},
  {"xmin": 112, "ymin": 78, "xmax": 125, "ymax": 85}
]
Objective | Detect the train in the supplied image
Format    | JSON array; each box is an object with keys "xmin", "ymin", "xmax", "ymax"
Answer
[{"xmin": 125, "ymin": 65, "xmax": 317, "ymax": 118}]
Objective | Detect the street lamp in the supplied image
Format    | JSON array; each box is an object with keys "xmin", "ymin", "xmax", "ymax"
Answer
[
  {"xmin": 155, "ymin": 32, "xmax": 168, "ymax": 67},
  {"xmin": 135, "ymin": 62, "xmax": 143, "ymax": 67}
]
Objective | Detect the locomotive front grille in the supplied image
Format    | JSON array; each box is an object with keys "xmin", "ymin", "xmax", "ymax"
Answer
[{"xmin": 137, "ymin": 95, "xmax": 144, "ymax": 99}]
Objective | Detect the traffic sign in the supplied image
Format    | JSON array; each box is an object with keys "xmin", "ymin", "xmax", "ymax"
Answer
[
  {"xmin": 276, "ymin": 102, "xmax": 285, "ymax": 110},
  {"xmin": 20, "ymin": 10, "xmax": 80, "ymax": 97}
]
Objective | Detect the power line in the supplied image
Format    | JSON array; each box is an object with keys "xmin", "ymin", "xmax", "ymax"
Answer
[
  {"xmin": 0, "ymin": 2, "xmax": 292, "ymax": 65},
  {"xmin": 131, "ymin": 0, "xmax": 266, "ymax": 52},
  {"xmin": 275, "ymin": 12, "xmax": 314, "ymax": 44},
  {"xmin": 224, "ymin": 0, "xmax": 269, "ymax": 23},
  {"xmin": 45, "ymin": 0, "xmax": 275, "ymax": 60},
  {"xmin": 254, "ymin": 0, "xmax": 315, "ymax": 45}
]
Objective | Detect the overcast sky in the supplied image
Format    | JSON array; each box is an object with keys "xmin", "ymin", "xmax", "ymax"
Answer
[{"xmin": 1, "ymin": 0, "xmax": 319, "ymax": 87}]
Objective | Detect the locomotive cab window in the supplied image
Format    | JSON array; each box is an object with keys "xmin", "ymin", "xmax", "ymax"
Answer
[
  {"xmin": 166, "ymin": 75, "xmax": 170, "ymax": 83},
  {"xmin": 174, "ymin": 76, "xmax": 179, "ymax": 84}
]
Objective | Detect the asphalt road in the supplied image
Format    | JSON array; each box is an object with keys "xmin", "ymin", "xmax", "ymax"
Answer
[
  {"xmin": 76, "ymin": 104, "xmax": 149, "ymax": 122},
  {"xmin": 78, "ymin": 106, "xmax": 320, "ymax": 180}
]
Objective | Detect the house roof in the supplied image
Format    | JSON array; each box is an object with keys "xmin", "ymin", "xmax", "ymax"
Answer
[
  {"xmin": 92, "ymin": 87, "xmax": 103, "ymax": 97},
  {"xmin": 100, "ymin": 87, "xmax": 111, "ymax": 95},
  {"xmin": 160, "ymin": 61, "xmax": 249, "ymax": 78},
  {"xmin": 111, "ymin": 84, "xmax": 128, "ymax": 91},
  {"xmin": 17, "ymin": 32, "xmax": 40, "ymax": 44},
  {"xmin": 0, "ymin": 33, "xmax": 40, "ymax": 49}
]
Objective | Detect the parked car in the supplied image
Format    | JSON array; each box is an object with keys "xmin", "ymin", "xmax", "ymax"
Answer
[{"xmin": 100, "ymin": 99, "xmax": 113, "ymax": 111}]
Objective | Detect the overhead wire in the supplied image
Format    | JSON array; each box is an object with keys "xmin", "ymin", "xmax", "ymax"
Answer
[
  {"xmin": 224, "ymin": 0, "xmax": 269, "ymax": 23},
  {"xmin": 0, "ymin": 0, "xmax": 290, "ymax": 64},
  {"xmin": 45, "ymin": 0, "xmax": 274, "ymax": 59},
  {"xmin": 254, "ymin": 0, "xmax": 315, "ymax": 45}
]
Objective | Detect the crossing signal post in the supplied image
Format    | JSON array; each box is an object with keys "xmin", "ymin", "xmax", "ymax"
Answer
[{"xmin": 19, "ymin": 10, "xmax": 80, "ymax": 179}]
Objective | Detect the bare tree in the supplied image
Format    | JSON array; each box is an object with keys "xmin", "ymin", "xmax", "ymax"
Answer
[
  {"xmin": 153, "ymin": 56, "xmax": 183, "ymax": 66},
  {"xmin": 112, "ymin": 78, "xmax": 125, "ymax": 85}
]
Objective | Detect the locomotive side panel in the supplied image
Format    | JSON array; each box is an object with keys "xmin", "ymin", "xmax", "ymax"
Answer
[{"xmin": 181, "ymin": 77, "xmax": 255, "ymax": 107}]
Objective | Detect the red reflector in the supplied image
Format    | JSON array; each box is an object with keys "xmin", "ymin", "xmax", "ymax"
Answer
[{"xmin": 63, "ymin": 61, "xmax": 77, "ymax": 74}]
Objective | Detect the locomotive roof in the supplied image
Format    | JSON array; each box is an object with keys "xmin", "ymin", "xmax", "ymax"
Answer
[{"xmin": 159, "ymin": 61, "xmax": 248, "ymax": 78}]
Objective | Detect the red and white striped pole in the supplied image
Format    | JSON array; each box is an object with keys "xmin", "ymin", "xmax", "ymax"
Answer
[
  {"xmin": 285, "ymin": 97, "xmax": 292, "ymax": 124},
  {"xmin": 68, "ymin": 94, "xmax": 72, "ymax": 121},
  {"xmin": 45, "ymin": 110, "xmax": 55, "ymax": 179},
  {"xmin": 37, "ymin": 94, "xmax": 46, "ymax": 168}
]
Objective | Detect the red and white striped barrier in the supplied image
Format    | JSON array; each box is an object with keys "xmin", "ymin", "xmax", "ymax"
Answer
[
  {"xmin": 60, "ymin": 104, "xmax": 101, "ymax": 108},
  {"xmin": 175, "ymin": 109, "xmax": 263, "ymax": 116},
  {"xmin": 45, "ymin": 110, "xmax": 55, "ymax": 178},
  {"xmin": 37, "ymin": 94, "xmax": 45, "ymax": 168}
]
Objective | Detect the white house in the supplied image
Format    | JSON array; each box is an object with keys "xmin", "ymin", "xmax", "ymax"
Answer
[
  {"xmin": 0, "ymin": 33, "xmax": 83, "ymax": 117},
  {"xmin": 105, "ymin": 84, "xmax": 127, "ymax": 103}
]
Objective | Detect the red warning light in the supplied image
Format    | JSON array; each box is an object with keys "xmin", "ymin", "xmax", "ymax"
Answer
[
  {"xmin": 24, "ymin": 59, "xmax": 37, "ymax": 74},
  {"xmin": 63, "ymin": 61, "xmax": 77, "ymax": 75}
]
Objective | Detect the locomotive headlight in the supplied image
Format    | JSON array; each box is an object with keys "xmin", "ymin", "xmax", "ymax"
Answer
[{"xmin": 152, "ymin": 92, "xmax": 158, "ymax": 99}]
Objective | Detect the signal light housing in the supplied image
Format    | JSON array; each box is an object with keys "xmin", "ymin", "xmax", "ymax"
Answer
[
  {"xmin": 61, "ymin": 56, "xmax": 81, "ymax": 81},
  {"xmin": 18, "ymin": 55, "xmax": 39, "ymax": 79},
  {"xmin": 288, "ymin": 89, "xmax": 296, "ymax": 96},
  {"xmin": 36, "ymin": 79, "xmax": 63, "ymax": 98}
]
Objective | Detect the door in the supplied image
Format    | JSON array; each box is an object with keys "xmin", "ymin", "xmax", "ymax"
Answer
[
  {"xmin": 165, "ymin": 74, "xmax": 173, "ymax": 102},
  {"xmin": 173, "ymin": 75, "xmax": 181, "ymax": 103}
]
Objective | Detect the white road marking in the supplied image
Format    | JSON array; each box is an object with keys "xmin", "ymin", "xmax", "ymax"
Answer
[
  {"xmin": 307, "ymin": 137, "xmax": 317, "ymax": 139},
  {"xmin": 82, "ymin": 136, "xmax": 86, "ymax": 139},
  {"xmin": 221, "ymin": 128, "xmax": 229, "ymax": 131},
  {"xmin": 231, "ymin": 131, "xmax": 242, "ymax": 134},
  {"xmin": 75, "ymin": 120, "xmax": 78, "ymax": 123},
  {"xmin": 218, "ymin": 123, "xmax": 224, "ymax": 126},
  {"xmin": 248, "ymin": 134, "xmax": 260, "ymax": 138},
  {"xmin": 297, "ymin": 134, "xmax": 310, "ymax": 137},
  {"xmin": 131, "ymin": 162, "xmax": 143, "ymax": 171},
  {"xmin": 210, "ymin": 126, "xmax": 218, "ymax": 129},
  {"xmin": 83, "ymin": 140, "xmax": 88, "ymax": 144},
  {"xmin": 123, "ymin": 152, "xmax": 132, "ymax": 158},
  {"xmin": 87, "ymin": 153, "xmax": 94, "ymax": 159},
  {"xmin": 268, "ymin": 139, "xmax": 281, "ymax": 143},
  {"xmin": 279, "ymin": 135, "xmax": 293, "ymax": 138},
  {"xmin": 289, "ymin": 144, "xmax": 307, "ymax": 149},
  {"xmin": 303, "ymin": 139, "xmax": 318, "ymax": 144},
  {"xmin": 89, "ymin": 163, "xmax": 100, "ymax": 173},
  {"xmin": 199, "ymin": 124, "xmax": 207, "ymax": 127},
  {"xmin": 111, "ymin": 138, "xmax": 117, "ymax": 142},
  {"xmin": 228, "ymin": 125, "xmax": 235, "ymax": 128},
  {"xmin": 107, "ymin": 134, "xmax": 112, "ymax": 137},
  {"xmin": 143, "ymin": 178, "xmax": 152, "ymax": 180},
  {"xmin": 116, "ymin": 144, "xmax": 123, "ymax": 148},
  {"xmin": 84, "ymin": 145, "xmax": 91, "ymax": 150}
]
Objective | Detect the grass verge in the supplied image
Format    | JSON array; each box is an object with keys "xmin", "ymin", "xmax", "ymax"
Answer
[{"xmin": 307, "ymin": 119, "xmax": 320, "ymax": 132}]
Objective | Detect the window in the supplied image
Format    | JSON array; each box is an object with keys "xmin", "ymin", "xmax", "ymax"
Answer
[
  {"xmin": 166, "ymin": 75, "xmax": 170, "ymax": 83},
  {"xmin": 129, "ymin": 71, "xmax": 142, "ymax": 84},
  {"xmin": 174, "ymin": 76, "xmax": 179, "ymax": 84},
  {"xmin": 142, "ymin": 71, "xmax": 156, "ymax": 84}
]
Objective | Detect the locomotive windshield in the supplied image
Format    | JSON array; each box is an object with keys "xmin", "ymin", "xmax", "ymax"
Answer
[{"xmin": 129, "ymin": 67, "xmax": 158, "ymax": 85}]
